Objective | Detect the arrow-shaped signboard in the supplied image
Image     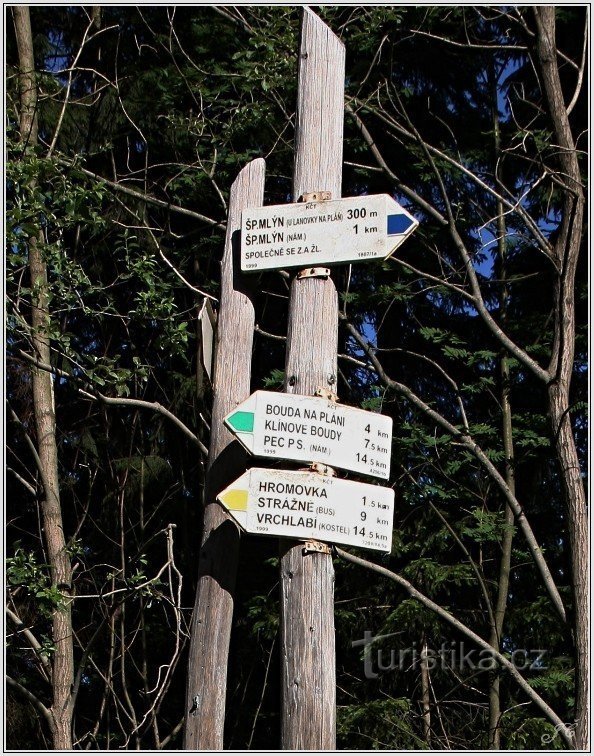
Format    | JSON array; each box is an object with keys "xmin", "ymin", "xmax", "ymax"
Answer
[
  {"xmin": 225, "ymin": 391, "xmax": 392, "ymax": 479},
  {"xmin": 240, "ymin": 194, "xmax": 418, "ymax": 272},
  {"xmin": 218, "ymin": 468, "xmax": 394, "ymax": 552}
]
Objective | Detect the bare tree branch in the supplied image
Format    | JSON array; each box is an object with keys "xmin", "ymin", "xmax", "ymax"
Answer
[
  {"xmin": 346, "ymin": 102, "xmax": 448, "ymax": 226},
  {"xmin": 351, "ymin": 98, "xmax": 555, "ymax": 259},
  {"xmin": 82, "ymin": 393, "xmax": 207, "ymax": 456},
  {"xmin": 566, "ymin": 15, "xmax": 588, "ymax": 116},
  {"xmin": 47, "ymin": 18, "xmax": 101, "ymax": 156},
  {"xmin": 340, "ymin": 314, "xmax": 566, "ymax": 622},
  {"xmin": 426, "ymin": 500, "xmax": 495, "ymax": 628},
  {"xmin": 6, "ymin": 675, "xmax": 55, "ymax": 730},
  {"xmin": 12, "ymin": 349, "xmax": 208, "ymax": 457},
  {"xmin": 6, "ymin": 606, "xmax": 52, "ymax": 680},
  {"xmin": 158, "ymin": 716, "xmax": 185, "ymax": 749},
  {"xmin": 70, "ymin": 604, "xmax": 123, "ymax": 710},
  {"xmin": 55, "ymin": 157, "xmax": 225, "ymax": 230},
  {"xmin": 334, "ymin": 547, "xmax": 573, "ymax": 748},
  {"xmin": 6, "ymin": 465, "xmax": 37, "ymax": 496},
  {"xmin": 348, "ymin": 102, "xmax": 553, "ymax": 384}
]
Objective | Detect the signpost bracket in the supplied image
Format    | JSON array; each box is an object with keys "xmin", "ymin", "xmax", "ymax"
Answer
[
  {"xmin": 314, "ymin": 387, "xmax": 339, "ymax": 403},
  {"xmin": 308, "ymin": 462, "xmax": 336, "ymax": 477},
  {"xmin": 296, "ymin": 191, "xmax": 332, "ymax": 279},
  {"xmin": 296, "ymin": 267, "xmax": 330, "ymax": 280},
  {"xmin": 302, "ymin": 540, "xmax": 333, "ymax": 556},
  {"xmin": 298, "ymin": 190, "xmax": 331, "ymax": 203}
]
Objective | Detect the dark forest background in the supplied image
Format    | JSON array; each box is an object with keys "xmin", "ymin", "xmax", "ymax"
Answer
[{"xmin": 5, "ymin": 6, "xmax": 587, "ymax": 749}]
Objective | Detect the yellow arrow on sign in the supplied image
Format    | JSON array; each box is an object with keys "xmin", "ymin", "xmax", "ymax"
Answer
[{"xmin": 218, "ymin": 487, "xmax": 248, "ymax": 512}]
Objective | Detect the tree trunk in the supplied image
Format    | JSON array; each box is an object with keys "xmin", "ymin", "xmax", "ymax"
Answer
[
  {"xmin": 13, "ymin": 6, "xmax": 74, "ymax": 749},
  {"xmin": 184, "ymin": 158, "xmax": 265, "ymax": 749},
  {"xmin": 533, "ymin": 8, "xmax": 588, "ymax": 748},
  {"xmin": 279, "ymin": 9, "xmax": 344, "ymax": 750},
  {"xmin": 420, "ymin": 636, "xmax": 432, "ymax": 747},
  {"xmin": 487, "ymin": 348, "xmax": 515, "ymax": 749},
  {"xmin": 549, "ymin": 382, "xmax": 588, "ymax": 749},
  {"xmin": 487, "ymin": 78, "xmax": 515, "ymax": 750}
]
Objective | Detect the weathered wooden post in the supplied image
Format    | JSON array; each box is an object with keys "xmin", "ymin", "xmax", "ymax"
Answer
[
  {"xmin": 184, "ymin": 158, "xmax": 265, "ymax": 749},
  {"xmin": 279, "ymin": 10, "xmax": 344, "ymax": 749},
  {"xmin": 190, "ymin": 10, "xmax": 408, "ymax": 749}
]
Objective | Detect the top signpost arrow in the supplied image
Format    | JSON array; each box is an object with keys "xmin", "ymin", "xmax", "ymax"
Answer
[{"xmin": 240, "ymin": 194, "xmax": 418, "ymax": 272}]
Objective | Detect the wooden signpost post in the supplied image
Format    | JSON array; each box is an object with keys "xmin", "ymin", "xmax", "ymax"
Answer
[
  {"xmin": 185, "ymin": 9, "xmax": 417, "ymax": 750},
  {"xmin": 184, "ymin": 159, "xmax": 265, "ymax": 750},
  {"xmin": 277, "ymin": 9, "xmax": 344, "ymax": 750}
]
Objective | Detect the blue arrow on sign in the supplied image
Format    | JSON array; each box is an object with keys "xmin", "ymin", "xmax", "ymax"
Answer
[{"xmin": 387, "ymin": 213, "xmax": 416, "ymax": 236}]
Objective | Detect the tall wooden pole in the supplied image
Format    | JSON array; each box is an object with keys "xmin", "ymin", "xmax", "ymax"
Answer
[
  {"xmin": 280, "ymin": 10, "xmax": 344, "ymax": 750},
  {"xmin": 184, "ymin": 159, "xmax": 265, "ymax": 749}
]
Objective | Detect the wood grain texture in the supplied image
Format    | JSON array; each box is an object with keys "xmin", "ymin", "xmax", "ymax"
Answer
[
  {"xmin": 280, "ymin": 8, "xmax": 344, "ymax": 750},
  {"xmin": 292, "ymin": 7, "xmax": 344, "ymax": 202},
  {"xmin": 184, "ymin": 158, "xmax": 265, "ymax": 750}
]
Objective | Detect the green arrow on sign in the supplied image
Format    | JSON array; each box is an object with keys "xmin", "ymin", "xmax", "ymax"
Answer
[{"xmin": 226, "ymin": 411, "xmax": 254, "ymax": 433}]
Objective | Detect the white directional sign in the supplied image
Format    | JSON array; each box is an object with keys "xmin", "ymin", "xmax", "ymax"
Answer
[
  {"xmin": 224, "ymin": 391, "xmax": 392, "ymax": 479},
  {"xmin": 240, "ymin": 194, "xmax": 418, "ymax": 272},
  {"xmin": 218, "ymin": 468, "xmax": 394, "ymax": 552}
]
